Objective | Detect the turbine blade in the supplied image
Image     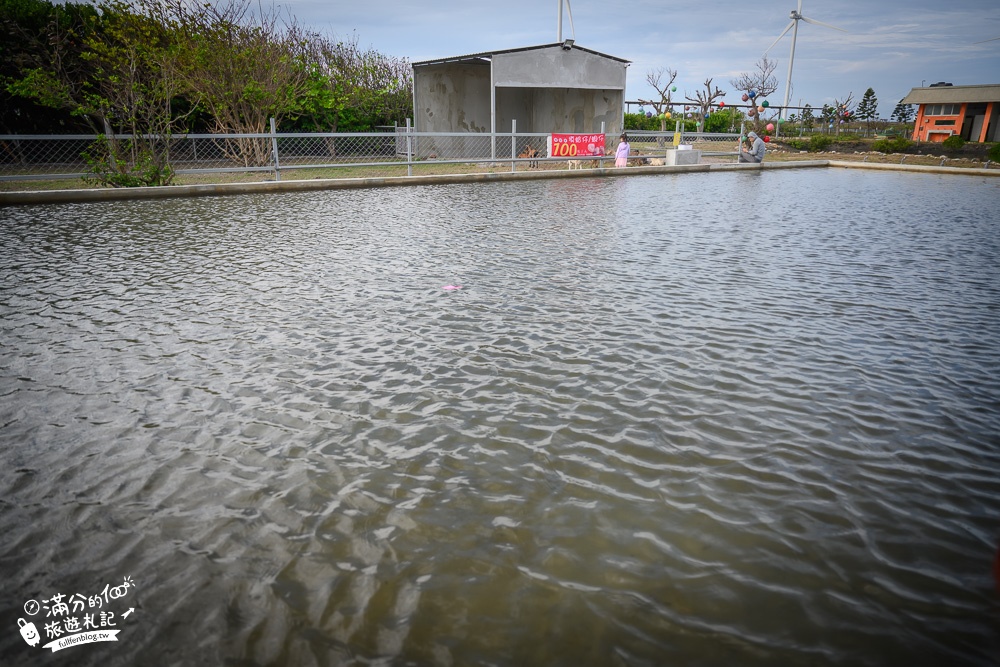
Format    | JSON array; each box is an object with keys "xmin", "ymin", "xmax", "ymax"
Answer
[
  {"xmin": 764, "ymin": 21, "xmax": 795, "ymax": 56},
  {"xmin": 797, "ymin": 0, "xmax": 803, "ymax": 12},
  {"xmin": 973, "ymin": 36, "xmax": 1000, "ymax": 43},
  {"xmin": 564, "ymin": 0, "xmax": 576, "ymax": 40},
  {"xmin": 800, "ymin": 15, "xmax": 848, "ymax": 32}
]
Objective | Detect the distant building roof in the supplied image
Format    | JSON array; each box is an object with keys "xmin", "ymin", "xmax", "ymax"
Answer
[
  {"xmin": 900, "ymin": 83, "xmax": 1000, "ymax": 104},
  {"xmin": 412, "ymin": 43, "xmax": 630, "ymax": 67}
]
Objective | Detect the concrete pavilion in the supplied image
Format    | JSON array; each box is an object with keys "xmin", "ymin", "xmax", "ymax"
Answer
[{"xmin": 411, "ymin": 42, "xmax": 629, "ymax": 158}]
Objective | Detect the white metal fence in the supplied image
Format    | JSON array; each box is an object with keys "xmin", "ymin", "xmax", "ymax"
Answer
[{"xmin": 0, "ymin": 123, "xmax": 743, "ymax": 184}]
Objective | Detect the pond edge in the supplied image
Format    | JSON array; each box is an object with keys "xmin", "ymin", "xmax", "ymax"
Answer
[{"xmin": 2, "ymin": 160, "xmax": 997, "ymax": 207}]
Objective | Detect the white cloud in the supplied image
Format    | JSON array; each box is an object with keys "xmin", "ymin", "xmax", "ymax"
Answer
[{"xmin": 264, "ymin": 0, "xmax": 1000, "ymax": 118}]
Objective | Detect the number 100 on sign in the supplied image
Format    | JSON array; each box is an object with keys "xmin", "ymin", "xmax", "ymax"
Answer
[{"xmin": 548, "ymin": 134, "xmax": 606, "ymax": 158}]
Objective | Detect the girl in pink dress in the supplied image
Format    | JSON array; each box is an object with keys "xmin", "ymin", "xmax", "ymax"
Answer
[{"xmin": 615, "ymin": 134, "xmax": 630, "ymax": 167}]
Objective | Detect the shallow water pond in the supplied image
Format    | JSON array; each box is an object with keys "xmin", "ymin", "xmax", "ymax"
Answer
[{"xmin": 2, "ymin": 169, "xmax": 999, "ymax": 666}]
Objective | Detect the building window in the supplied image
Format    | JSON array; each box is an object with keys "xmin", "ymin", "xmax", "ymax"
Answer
[
  {"xmin": 924, "ymin": 104, "xmax": 961, "ymax": 116},
  {"xmin": 934, "ymin": 119, "xmax": 956, "ymax": 125}
]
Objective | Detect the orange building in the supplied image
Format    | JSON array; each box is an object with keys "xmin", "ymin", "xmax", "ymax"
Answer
[{"xmin": 901, "ymin": 83, "xmax": 1000, "ymax": 143}]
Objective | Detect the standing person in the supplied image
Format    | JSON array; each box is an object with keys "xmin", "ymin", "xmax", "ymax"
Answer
[
  {"xmin": 615, "ymin": 133, "xmax": 630, "ymax": 167},
  {"xmin": 738, "ymin": 131, "xmax": 766, "ymax": 163}
]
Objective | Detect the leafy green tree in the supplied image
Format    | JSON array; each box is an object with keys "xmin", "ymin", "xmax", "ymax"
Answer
[
  {"xmin": 891, "ymin": 100, "xmax": 914, "ymax": 124},
  {"xmin": 856, "ymin": 87, "xmax": 878, "ymax": 136},
  {"xmin": 4, "ymin": 0, "xmax": 188, "ymax": 184},
  {"xmin": 1, "ymin": 0, "xmax": 103, "ymax": 133},
  {"xmin": 801, "ymin": 104, "xmax": 814, "ymax": 131},
  {"xmin": 287, "ymin": 32, "xmax": 411, "ymax": 133},
  {"xmin": 820, "ymin": 104, "xmax": 836, "ymax": 132},
  {"xmin": 75, "ymin": 0, "xmax": 196, "ymax": 185}
]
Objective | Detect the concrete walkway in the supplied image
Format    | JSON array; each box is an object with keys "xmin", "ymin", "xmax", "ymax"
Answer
[{"xmin": 1, "ymin": 160, "xmax": 996, "ymax": 207}]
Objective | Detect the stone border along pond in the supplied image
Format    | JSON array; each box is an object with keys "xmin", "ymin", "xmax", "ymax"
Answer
[{"xmin": 1, "ymin": 160, "xmax": 998, "ymax": 208}]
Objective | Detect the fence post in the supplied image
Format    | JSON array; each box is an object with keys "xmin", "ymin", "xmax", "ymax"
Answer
[
  {"xmin": 270, "ymin": 117, "xmax": 281, "ymax": 181},
  {"xmin": 673, "ymin": 120, "xmax": 681, "ymax": 148},
  {"xmin": 738, "ymin": 121, "xmax": 745, "ymax": 163},
  {"xmin": 600, "ymin": 121, "xmax": 606, "ymax": 168},
  {"xmin": 406, "ymin": 118, "xmax": 413, "ymax": 177},
  {"xmin": 511, "ymin": 119, "xmax": 517, "ymax": 173}
]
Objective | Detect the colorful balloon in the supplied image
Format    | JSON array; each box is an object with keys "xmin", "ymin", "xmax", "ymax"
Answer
[
  {"xmin": 763, "ymin": 136, "xmax": 771, "ymax": 143},
  {"xmin": 757, "ymin": 106, "xmax": 765, "ymax": 113},
  {"xmin": 646, "ymin": 111, "xmax": 652, "ymax": 118},
  {"xmin": 748, "ymin": 90, "xmax": 757, "ymax": 99},
  {"xmin": 766, "ymin": 123, "xmax": 774, "ymax": 131},
  {"xmin": 761, "ymin": 100, "xmax": 769, "ymax": 108},
  {"xmin": 741, "ymin": 93, "xmax": 749, "ymax": 102},
  {"xmin": 671, "ymin": 86, "xmax": 677, "ymax": 92},
  {"xmin": 719, "ymin": 101, "xmax": 725, "ymax": 108}
]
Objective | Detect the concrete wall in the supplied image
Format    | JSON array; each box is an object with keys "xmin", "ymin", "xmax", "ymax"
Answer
[
  {"xmin": 413, "ymin": 61, "xmax": 493, "ymax": 158},
  {"xmin": 495, "ymin": 87, "xmax": 623, "ymax": 136},
  {"xmin": 492, "ymin": 46, "xmax": 626, "ymax": 90},
  {"xmin": 413, "ymin": 61, "xmax": 492, "ymax": 132}
]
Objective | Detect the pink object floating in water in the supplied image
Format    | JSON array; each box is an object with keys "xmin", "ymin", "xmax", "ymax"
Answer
[{"xmin": 442, "ymin": 285, "xmax": 462, "ymax": 290}]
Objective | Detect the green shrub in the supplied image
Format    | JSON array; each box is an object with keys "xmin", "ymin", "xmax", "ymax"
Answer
[
  {"xmin": 872, "ymin": 136, "xmax": 913, "ymax": 154},
  {"xmin": 988, "ymin": 143, "xmax": 1000, "ymax": 162},
  {"xmin": 623, "ymin": 113, "xmax": 698, "ymax": 132},
  {"xmin": 82, "ymin": 136, "xmax": 175, "ymax": 188},
  {"xmin": 808, "ymin": 135, "xmax": 833, "ymax": 151},
  {"xmin": 941, "ymin": 135, "xmax": 965, "ymax": 150},
  {"xmin": 624, "ymin": 113, "xmax": 659, "ymax": 131},
  {"xmin": 783, "ymin": 138, "xmax": 808, "ymax": 151}
]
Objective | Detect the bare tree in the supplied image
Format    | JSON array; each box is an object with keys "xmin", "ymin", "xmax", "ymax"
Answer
[
  {"xmin": 832, "ymin": 93, "xmax": 855, "ymax": 136},
  {"xmin": 684, "ymin": 78, "xmax": 726, "ymax": 132},
  {"xmin": 730, "ymin": 56, "xmax": 780, "ymax": 134},
  {"xmin": 637, "ymin": 67, "xmax": 679, "ymax": 133}
]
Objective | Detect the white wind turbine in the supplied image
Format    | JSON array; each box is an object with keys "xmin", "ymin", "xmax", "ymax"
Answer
[{"xmin": 764, "ymin": 0, "xmax": 847, "ymax": 123}]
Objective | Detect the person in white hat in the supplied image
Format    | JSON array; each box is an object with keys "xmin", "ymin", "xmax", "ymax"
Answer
[{"xmin": 738, "ymin": 131, "xmax": 766, "ymax": 163}]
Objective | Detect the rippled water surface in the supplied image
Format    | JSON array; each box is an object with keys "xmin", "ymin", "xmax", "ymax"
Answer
[{"xmin": 2, "ymin": 170, "xmax": 1000, "ymax": 666}]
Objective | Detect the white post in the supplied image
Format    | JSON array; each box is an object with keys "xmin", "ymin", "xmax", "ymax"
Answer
[
  {"xmin": 406, "ymin": 118, "xmax": 412, "ymax": 177},
  {"xmin": 270, "ymin": 117, "xmax": 281, "ymax": 181},
  {"xmin": 600, "ymin": 121, "xmax": 605, "ymax": 167},
  {"xmin": 511, "ymin": 119, "xmax": 517, "ymax": 172}
]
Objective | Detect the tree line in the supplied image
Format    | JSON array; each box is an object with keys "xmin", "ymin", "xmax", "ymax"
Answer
[
  {"xmin": 630, "ymin": 57, "xmax": 915, "ymax": 138},
  {"xmin": 1, "ymin": 0, "xmax": 414, "ymax": 184}
]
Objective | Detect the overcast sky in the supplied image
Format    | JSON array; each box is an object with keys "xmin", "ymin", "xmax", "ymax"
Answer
[{"xmin": 273, "ymin": 0, "xmax": 1000, "ymax": 119}]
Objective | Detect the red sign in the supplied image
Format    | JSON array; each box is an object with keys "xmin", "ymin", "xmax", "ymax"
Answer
[{"xmin": 548, "ymin": 133, "xmax": 606, "ymax": 157}]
